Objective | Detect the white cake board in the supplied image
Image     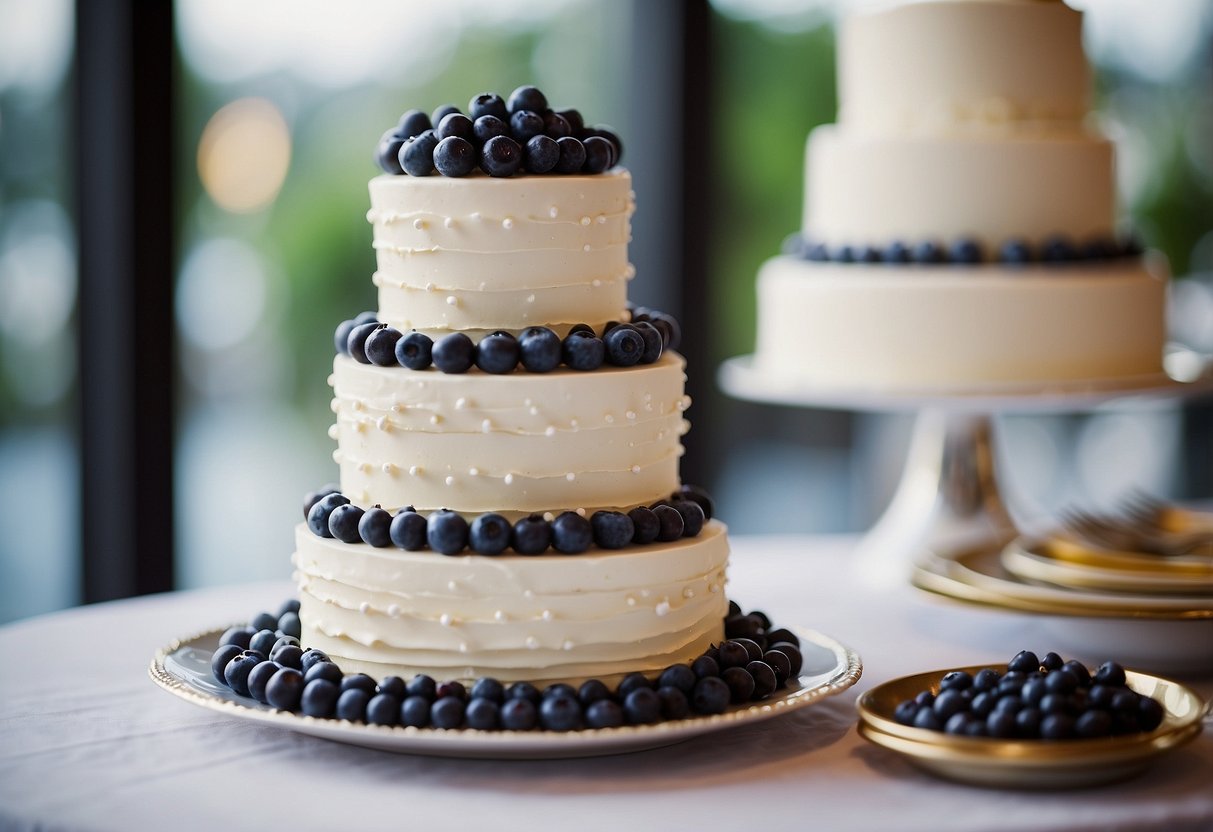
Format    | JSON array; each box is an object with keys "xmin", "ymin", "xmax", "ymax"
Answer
[{"xmin": 718, "ymin": 353, "xmax": 1213, "ymax": 589}]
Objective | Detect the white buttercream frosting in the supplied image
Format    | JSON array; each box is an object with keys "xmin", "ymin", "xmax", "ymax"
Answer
[
  {"xmin": 755, "ymin": 255, "xmax": 1168, "ymax": 389},
  {"xmin": 294, "ymin": 520, "xmax": 729, "ymax": 684}
]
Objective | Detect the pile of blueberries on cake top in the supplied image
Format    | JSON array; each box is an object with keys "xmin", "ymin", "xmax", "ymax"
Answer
[
  {"xmin": 894, "ymin": 649, "xmax": 1165, "ymax": 740},
  {"xmin": 209, "ymin": 601, "xmax": 804, "ymax": 731},
  {"xmin": 375, "ymin": 85, "xmax": 622, "ymax": 178}
]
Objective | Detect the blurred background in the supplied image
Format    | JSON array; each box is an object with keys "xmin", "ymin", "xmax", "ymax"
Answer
[{"xmin": 1, "ymin": 0, "xmax": 1210, "ymax": 624}]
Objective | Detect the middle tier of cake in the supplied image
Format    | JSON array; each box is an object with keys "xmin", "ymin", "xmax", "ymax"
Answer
[{"xmin": 330, "ymin": 351, "xmax": 690, "ymax": 513}]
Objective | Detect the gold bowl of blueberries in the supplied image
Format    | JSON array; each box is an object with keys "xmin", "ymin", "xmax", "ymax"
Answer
[{"xmin": 856, "ymin": 650, "xmax": 1207, "ymax": 789}]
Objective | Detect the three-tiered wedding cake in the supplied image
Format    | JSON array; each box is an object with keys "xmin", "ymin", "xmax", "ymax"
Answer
[
  {"xmin": 753, "ymin": 0, "xmax": 1168, "ymax": 390},
  {"xmin": 293, "ymin": 104, "xmax": 729, "ymax": 685}
]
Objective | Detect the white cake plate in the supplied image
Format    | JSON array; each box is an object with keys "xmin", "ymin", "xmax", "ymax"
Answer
[{"xmin": 718, "ymin": 352, "xmax": 1213, "ymax": 589}]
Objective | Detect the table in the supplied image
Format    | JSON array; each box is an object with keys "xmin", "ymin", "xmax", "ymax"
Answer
[{"xmin": 2, "ymin": 535, "xmax": 1210, "ymax": 832}]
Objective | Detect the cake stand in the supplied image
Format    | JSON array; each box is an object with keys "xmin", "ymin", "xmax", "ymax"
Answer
[{"xmin": 718, "ymin": 351, "xmax": 1213, "ymax": 588}]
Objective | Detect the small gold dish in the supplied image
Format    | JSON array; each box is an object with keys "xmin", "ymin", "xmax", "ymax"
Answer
[{"xmin": 857, "ymin": 665, "xmax": 1207, "ymax": 789}]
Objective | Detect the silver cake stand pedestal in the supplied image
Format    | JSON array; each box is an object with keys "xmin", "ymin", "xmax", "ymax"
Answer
[{"xmin": 718, "ymin": 353, "xmax": 1213, "ymax": 589}]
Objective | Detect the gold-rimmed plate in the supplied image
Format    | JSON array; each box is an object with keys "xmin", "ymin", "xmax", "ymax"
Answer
[
  {"xmin": 150, "ymin": 626, "xmax": 862, "ymax": 759},
  {"xmin": 857, "ymin": 665, "xmax": 1207, "ymax": 789},
  {"xmin": 1002, "ymin": 538, "xmax": 1213, "ymax": 596}
]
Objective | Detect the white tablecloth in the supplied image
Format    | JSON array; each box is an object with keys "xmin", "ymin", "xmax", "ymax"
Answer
[{"xmin": 2, "ymin": 535, "xmax": 1210, "ymax": 832}]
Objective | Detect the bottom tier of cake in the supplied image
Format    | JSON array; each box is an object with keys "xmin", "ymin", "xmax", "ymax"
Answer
[
  {"xmin": 293, "ymin": 521, "xmax": 730, "ymax": 684},
  {"xmin": 754, "ymin": 255, "xmax": 1168, "ymax": 391}
]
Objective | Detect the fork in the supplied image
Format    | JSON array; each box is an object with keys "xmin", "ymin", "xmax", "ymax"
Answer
[
  {"xmin": 1059, "ymin": 508, "xmax": 1213, "ymax": 557},
  {"xmin": 1118, "ymin": 491, "xmax": 1213, "ymax": 535}
]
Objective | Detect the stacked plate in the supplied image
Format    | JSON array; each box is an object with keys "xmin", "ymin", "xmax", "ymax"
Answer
[{"xmin": 912, "ymin": 507, "xmax": 1213, "ymax": 674}]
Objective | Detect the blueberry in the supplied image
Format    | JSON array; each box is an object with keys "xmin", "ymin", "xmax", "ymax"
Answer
[
  {"xmin": 911, "ymin": 240, "xmax": 945, "ymax": 264},
  {"xmin": 480, "ymin": 135, "xmax": 523, "ymax": 178},
  {"xmin": 508, "ymin": 110, "xmax": 545, "ymax": 144},
  {"xmin": 970, "ymin": 691, "xmax": 996, "ymax": 718},
  {"xmin": 1138, "ymin": 695, "xmax": 1164, "ymax": 731},
  {"xmin": 406, "ymin": 674, "xmax": 437, "ymax": 701},
  {"xmin": 691, "ymin": 655, "xmax": 720, "ymax": 679},
  {"xmin": 513, "ymin": 135, "xmax": 559, "ymax": 177},
  {"xmin": 721, "ymin": 666, "xmax": 756, "ymax": 704},
  {"xmin": 914, "ymin": 690, "xmax": 936, "ymax": 708},
  {"xmin": 472, "ymin": 114, "xmax": 509, "ymax": 146},
  {"xmin": 650, "ymin": 313, "xmax": 681, "ymax": 351},
  {"xmin": 586, "ymin": 125, "xmax": 623, "ymax": 164},
  {"xmin": 469, "ymin": 513, "xmax": 511, "ymax": 555},
  {"xmin": 247, "ymin": 660, "xmax": 280, "ymax": 703},
  {"xmin": 585, "ymin": 699, "xmax": 624, "ymax": 729},
  {"xmin": 554, "ymin": 137, "xmax": 586, "ymax": 174},
  {"xmin": 336, "ymin": 688, "xmax": 371, "ymax": 722},
  {"xmin": 431, "ymin": 103, "xmax": 460, "ymax": 125},
  {"xmin": 1062, "ymin": 660, "xmax": 1091, "ymax": 686},
  {"xmin": 691, "ymin": 676, "xmax": 730, "ymax": 714},
  {"xmin": 772, "ymin": 643, "xmax": 805, "ymax": 679},
  {"xmin": 464, "ymin": 698, "xmax": 500, "ymax": 730},
  {"xmin": 883, "ymin": 240, "xmax": 912, "ymax": 263},
  {"xmin": 628, "ymin": 506, "xmax": 660, "ymax": 544},
  {"xmin": 249, "ymin": 628, "xmax": 278, "ymax": 657},
  {"xmin": 301, "ymin": 679, "xmax": 339, "ymax": 718},
  {"xmin": 539, "ymin": 693, "xmax": 582, "ymax": 731},
  {"xmin": 1075, "ymin": 709, "xmax": 1112, "ymax": 738},
  {"xmin": 511, "ymin": 514, "xmax": 551, "ymax": 555},
  {"xmin": 1111, "ymin": 689, "xmax": 1138, "ymax": 715},
  {"xmin": 435, "ymin": 112, "xmax": 475, "ymax": 143},
  {"xmin": 714, "ymin": 642, "xmax": 747, "ymax": 672},
  {"xmin": 541, "ymin": 111, "xmax": 571, "ymax": 140},
  {"xmin": 602, "ymin": 324, "xmax": 644, "ymax": 366},
  {"xmin": 829, "ymin": 244, "xmax": 856, "ymax": 263},
  {"xmin": 506, "ymin": 85, "xmax": 547, "ymax": 114},
  {"xmin": 912, "ymin": 707, "xmax": 941, "ymax": 731},
  {"xmin": 399, "ymin": 695, "xmax": 431, "ymax": 727},
  {"xmin": 341, "ymin": 674, "xmax": 377, "ymax": 695},
  {"xmin": 894, "ymin": 700, "xmax": 919, "ymax": 726},
  {"xmin": 398, "ymin": 129, "xmax": 439, "ymax": 177},
  {"xmin": 435, "ymin": 680, "xmax": 467, "ymax": 701},
  {"xmin": 932, "ymin": 689, "xmax": 967, "ymax": 721},
  {"xmin": 940, "ymin": 670, "xmax": 973, "ymax": 692},
  {"xmin": 376, "ymin": 130, "xmax": 406, "ymax": 175},
  {"xmin": 304, "ymin": 660, "xmax": 343, "ymax": 686},
  {"xmin": 1007, "ymin": 650, "xmax": 1041, "ymax": 674},
  {"xmin": 1093, "ymin": 661, "xmax": 1126, "ymax": 688},
  {"xmin": 582, "ymin": 136, "xmax": 614, "ymax": 174},
  {"xmin": 270, "ymin": 645, "xmax": 303, "ymax": 669},
  {"xmin": 1040, "ymin": 713, "xmax": 1076, "ymax": 740},
  {"xmin": 669, "ymin": 500, "xmax": 705, "ymax": 537},
  {"xmin": 561, "ymin": 330, "xmax": 604, "ymax": 370},
  {"xmin": 357, "ymin": 506, "xmax": 392, "ymax": 548},
  {"xmin": 367, "ymin": 693, "xmax": 400, "ymax": 726},
  {"xmin": 642, "ymin": 505, "xmax": 682, "ymax": 543},
  {"xmin": 577, "ymin": 679, "xmax": 611, "ymax": 707},
  {"xmin": 993, "ymin": 695, "xmax": 1021, "ymax": 715},
  {"xmin": 433, "ymin": 136, "xmax": 477, "ymax": 177},
  {"xmin": 567, "ymin": 323, "xmax": 595, "ymax": 336},
  {"xmin": 432, "ymin": 332, "xmax": 476, "ymax": 373},
  {"xmin": 211, "ymin": 643, "xmax": 245, "ymax": 685},
  {"xmin": 500, "ymin": 697, "xmax": 537, "ymax": 730},
  {"xmin": 805, "ymin": 242, "xmax": 829, "ymax": 261},
  {"xmin": 219, "ymin": 626, "xmax": 255, "ymax": 650},
  {"xmin": 627, "ymin": 321, "xmax": 663, "ymax": 365},
  {"xmin": 390, "ymin": 509, "xmax": 427, "ymax": 550},
  {"xmin": 395, "ymin": 331, "xmax": 434, "ymax": 370},
  {"xmin": 299, "ymin": 648, "xmax": 329, "ymax": 672},
  {"xmin": 1014, "ymin": 707, "xmax": 1041, "ymax": 738},
  {"xmin": 1021, "ymin": 677, "xmax": 1047, "ymax": 706},
  {"xmin": 746, "ymin": 661, "xmax": 778, "ymax": 700},
  {"xmin": 246, "ymin": 612, "xmax": 275, "ymax": 632},
  {"xmin": 763, "ymin": 627, "xmax": 798, "ymax": 649},
  {"xmin": 590, "ymin": 511, "xmax": 634, "ymax": 549},
  {"xmin": 1039, "ymin": 693, "xmax": 1071, "ymax": 715},
  {"xmin": 1041, "ymin": 235, "xmax": 1077, "ymax": 262},
  {"xmin": 277, "ymin": 613, "xmax": 302, "ymax": 640},
  {"xmin": 307, "ymin": 492, "xmax": 350, "ymax": 538},
  {"xmin": 468, "ymin": 93, "xmax": 508, "ymax": 122},
  {"xmin": 762, "ymin": 650, "xmax": 791, "ymax": 685},
  {"xmin": 395, "ymin": 109, "xmax": 432, "ymax": 140},
  {"xmin": 616, "ymin": 672, "xmax": 651, "ymax": 698},
  {"xmin": 327, "ymin": 503, "xmax": 365, "ymax": 544},
  {"xmin": 972, "ymin": 669, "xmax": 1000, "ymax": 693},
  {"xmin": 518, "ymin": 326, "xmax": 562, "ymax": 372},
  {"xmin": 352, "ymin": 310, "xmax": 378, "ymax": 327},
  {"xmin": 1045, "ymin": 668, "xmax": 1079, "ymax": 695},
  {"xmin": 427, "ymin": 509, "xmax": 469, "ymax": 555},
  {"xmin": 999, "ymin": 238, "xmax": 1033, "ymax": 265},
  {"xmin": 556, "ymin": 108, "xmax": 584, "ymax": 134},
  {"xmin": 506, "ymin": 681, "xmax": 541, "ymax": 705},
  {"xmin": 463, "ymin": 678, "xmax": 501, "ymax": 705},
  {"xmin": 265, "ymin": 667, "xmax": 305, "ymax": 711},
  {"xmin": 475, "ymin": 331, "xmax": 520, "ymax": 374},
  {"xmin": 944, "ymin": 712, "xmax": 973, "ymax": 735},
  {"xmin": 653, "ymin": 664, "xmax": 695, "ymax": 696},
  {"xmin": 334, "ymin": 319, "xmax": 357, "ymax": 355},
  {"xmin": 949, "ymin": 237, "xmax": 983, "ymax": 264},
  {"xmin": 731, "ymin": 638, "xmax": 763, "ymax": 662},
  {"xmin": 551, "ymin": 511, "xmax": 592, "ymax": 554},
  {"xmin": 346, "ymin": 321, "xmax": 381, "ymax": 364},
  {"xmin": 622, "ymin": 688, "xmax": 661, "ymax": 724}
]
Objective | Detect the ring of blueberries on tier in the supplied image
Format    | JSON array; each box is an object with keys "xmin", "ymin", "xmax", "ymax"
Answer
[
  {"xmin": 211, "ymin": 600, "xmax": 804, "ymax": 730},
  {"xmin": 891, "ymin": 650, "xmax": 1167, "ymax": 740},
  {"xmin": 335, "ymin": 306, "xmax": 680, "ymax": 373},
  {"xmin": 303, "ymin": 483, "xmax": 716, "ymax": 554},
  {"xmin": 375, "ymin": 86, "xmax": 622, "ymax": 179},
  {"xmin": 781, "ymin": 232, "xmax": 1144, "ymax": 266}
]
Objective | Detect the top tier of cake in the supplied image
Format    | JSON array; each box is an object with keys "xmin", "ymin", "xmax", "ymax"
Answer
[
  {"xmin": 368, "ymin": 170, "xmax": 634, "ymax": 340},
  {"xmin": 805, "ymin": 0, "xmax": 1115, "ymax": 251},
  {"xmin": 838, "ymin": 0, "xmax": 1089, "ymax": 136}
]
